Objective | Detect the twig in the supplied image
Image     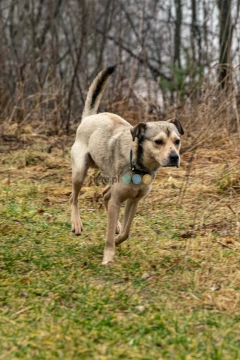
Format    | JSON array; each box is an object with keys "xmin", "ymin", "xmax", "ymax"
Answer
[{"xmin": 12, "ymin": 307, "xmax": 31, "ymax": 317}]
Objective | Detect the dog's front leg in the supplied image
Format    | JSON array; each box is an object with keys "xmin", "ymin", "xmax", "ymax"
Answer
[
  {"xmin": 115, "ymin": 199, "xmax": 139, "ymax": 246},
  {"xmin": 103, "ymin": 187, "xmax": 122, "ymax": 234},
  {"xmin": 102, "ymin": 199, "xmax": 120, "ymax": 265}
]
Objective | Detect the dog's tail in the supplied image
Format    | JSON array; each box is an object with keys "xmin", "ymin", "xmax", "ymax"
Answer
[{"xmin": 82, "ymin": 65, "xmax": 116, "ymax": 119}]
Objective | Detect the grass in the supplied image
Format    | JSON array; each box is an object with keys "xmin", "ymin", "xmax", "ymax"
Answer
[{"xmin": 0, "ymin": 137, "xmax": 240, "ymax": 360}]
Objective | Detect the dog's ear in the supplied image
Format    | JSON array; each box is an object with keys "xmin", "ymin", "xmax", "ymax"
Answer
[
  {"xmin": 131, "ymin": 123, "xmax": 147, "ymax": 141},
  {"xmin": 167, "ymin": 118, "xmax": 184, "ymax": 135}
]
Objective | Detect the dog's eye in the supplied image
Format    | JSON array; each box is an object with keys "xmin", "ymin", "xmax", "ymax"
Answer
[
  {"xmin": 155, "ymin": 139, "xmax": 164, "ymax": 145},
  {"xmin": 175, "ymin": 139, "xmax": 180, "ymax": 146}
]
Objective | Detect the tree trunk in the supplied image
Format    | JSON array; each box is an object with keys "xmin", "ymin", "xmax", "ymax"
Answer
[
  {"xmin": 191, "ymin": 0, "xmax": 197, "ymax": 63},
  {"xmin": 174, "ymin": 0, "xmax": 182, "ymax": 68},
  {"xmin": 218, "ymin": 0, "xmax": 233, "ymax": 88}
]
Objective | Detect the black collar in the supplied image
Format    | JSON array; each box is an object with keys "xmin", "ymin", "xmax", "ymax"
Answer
[{"xmin": 130, "ymin": 149, "xmax": 156, "ymax": 176}]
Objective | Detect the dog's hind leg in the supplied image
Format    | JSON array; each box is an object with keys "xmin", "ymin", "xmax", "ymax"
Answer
[
  {"xmin": 115, "ymin": 199, "xmax": 139, "ymax": 246},
  {"xmin": 103, "ymin": 186, "xmax": 122, "ymax": 234},
  {"xmin": 70, "ymin": 144, "xmax": 90, "ymax": 235}
]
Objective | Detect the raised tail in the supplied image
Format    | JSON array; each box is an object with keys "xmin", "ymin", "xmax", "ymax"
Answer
[{"xmin": 82, "ymin": 65, "xmax": 116, "ymax": 119}]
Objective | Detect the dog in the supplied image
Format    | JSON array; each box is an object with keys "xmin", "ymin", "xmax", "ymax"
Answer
[{"xmin": 70, "ymin": 66, "xmax": 184, "ymax": 265}]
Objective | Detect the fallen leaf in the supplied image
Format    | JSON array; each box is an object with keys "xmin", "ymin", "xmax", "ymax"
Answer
[
  {"xmin": 20, "ymin": 278, "xmax": 31, "ymax": 284},
  {"xmin": 225, "ymin": 237, "xmax": 234, "ymax": 244},
  {"xmin": 210, "ymin": 284, "xmax": 221, "ymax": 291},
  {"xmin": 37, "ymin": 208, "xmax": 45, "ymax": 214},
  {"xmin": 180, "ymin": 232, "xmax": 194, "ymax": 238},
  {"xmin": 135, "ymin": 305, "xmax": 145, "ymax": 312},
  {"xmin": 20, "ymin": 291, "xmax": 28, "ymax": 297},
  {"xmin": 141, "ymin": 272, "xmax": 154, "ymax": 280}
]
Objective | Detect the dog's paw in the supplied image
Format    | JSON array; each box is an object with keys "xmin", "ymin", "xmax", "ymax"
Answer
[
  {"xmin": 102, "ymin": 259, "xmax": 114, "ymax": 266},
  {"xmin": 102, "ymin": 248, "xmax": 115, "ymax": 265},
  {"xmin": 115, "ymin": 221, "xmax": 122, "ymax": 235},
  {"xmin": 71, "ymin": 217, "xmax": 83, "ymax": 235}
]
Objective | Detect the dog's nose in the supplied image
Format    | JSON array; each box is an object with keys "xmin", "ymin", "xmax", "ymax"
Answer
[{"xmin": 169, "ymin": 153, "xmax": 179, "ymax": 163}]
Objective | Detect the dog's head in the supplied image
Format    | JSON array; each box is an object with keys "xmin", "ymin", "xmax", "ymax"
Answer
[{"xmin": 131, "ymin": 118, "xmax": 184, "ymax": 170}]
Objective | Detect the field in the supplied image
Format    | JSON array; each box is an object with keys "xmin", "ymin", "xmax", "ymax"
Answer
[{"xmin": 1, "ymin": 132, "xmax": 240, "ymax": 360}]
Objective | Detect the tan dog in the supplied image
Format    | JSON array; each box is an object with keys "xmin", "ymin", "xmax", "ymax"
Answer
[{"xmin": 71, "ymin": 66, "xmax": 184, "ymax": 265}]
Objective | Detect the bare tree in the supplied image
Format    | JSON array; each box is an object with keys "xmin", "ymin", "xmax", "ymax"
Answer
[
  {"xmin": 174, "ymin": 0, "xmax": 182, "ymax": 68},
  {"xmin": 218, "ymin": 0, "xmax": 233, "ymax": 88}
]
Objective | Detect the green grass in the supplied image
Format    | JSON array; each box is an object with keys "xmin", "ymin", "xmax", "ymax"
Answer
[{"xmin": 1, "ymin": 144, "xmax": 240, "ymax": 359}]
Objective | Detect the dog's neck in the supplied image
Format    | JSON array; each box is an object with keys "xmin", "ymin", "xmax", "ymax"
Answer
[{"xmin": 129, "ymin": 149, "xmax": 158, "ymax": 175}]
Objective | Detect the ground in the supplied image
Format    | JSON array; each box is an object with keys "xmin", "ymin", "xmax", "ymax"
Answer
[{"xmin": 0, "ymin": 135, "xmax": 240, "ymax": 359}]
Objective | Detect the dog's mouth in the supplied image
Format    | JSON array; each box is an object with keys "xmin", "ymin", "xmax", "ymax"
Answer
[
  {"xmin": 169, "ymin": 161, "xmax": 180, "ymax": 168},
  {"xmin": 161, "ymin": 158, "xmax": 180, "ymax": 168},
  {"xmin": 162, "ymin": 163, "xmax": 179, "ymax": 168}
]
